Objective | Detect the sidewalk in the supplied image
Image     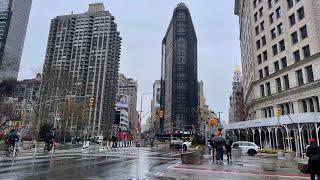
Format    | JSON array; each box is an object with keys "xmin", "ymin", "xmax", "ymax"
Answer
[{"xmin": 163, "ymin": 155, "xmax": 309, "ymax": 180}]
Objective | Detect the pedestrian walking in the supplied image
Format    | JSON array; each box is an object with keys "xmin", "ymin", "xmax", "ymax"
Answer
[
  {"xmin": 212, "ymin": 135, "xmax": 225, "ymax": 164},
  {"xmin": 210, "ymin": 134, "xmax": 216, "ymax": 163},
  {"xmin": 306, "ymin": 138, "xmax": 320, "ymax": 180},
  {"xmin": 224, "ymin": 136, "xmax": 233, "ymax": 164}
]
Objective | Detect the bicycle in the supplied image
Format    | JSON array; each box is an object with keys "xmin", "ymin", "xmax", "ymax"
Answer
[
  {"xmin": 44, "ymin": 140, "xmax": 56, "ymax": 155},
  {"xmin": 5, "ymin": 142, "xmax": 19, "ymax": 157}
]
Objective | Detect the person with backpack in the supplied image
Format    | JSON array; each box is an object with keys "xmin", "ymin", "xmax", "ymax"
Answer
[
  {"xmin": 224, "ymin": 136, "xmax": 233, "ymax": 164},
  {"xmin": 306, "ymin": 138, "xmax": 320, "ymax": 180},
  {"xmin": 5, "ymin": 129, "xmax": 19, "ymax": 146},
  {"xmin": 44, "ymin": 128, "xmax": 55, "ymax": 149}
]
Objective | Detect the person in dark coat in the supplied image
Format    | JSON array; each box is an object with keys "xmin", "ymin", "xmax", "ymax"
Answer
[
  {"xmin": 224, "ymin": 136, "xmax": 233, "ymax": 164},
  {"xmin": 306, "ymin": 138, "xmax": 320, "ymax": 180},
  {"xmin": 210, "ymin": 134, "xmax": 216, "ymax": 163}
]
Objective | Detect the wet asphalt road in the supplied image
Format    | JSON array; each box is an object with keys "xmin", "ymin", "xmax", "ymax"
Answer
[{"xmin": 0, "ymin": 147, "xmax": 181, "ymax": 180}]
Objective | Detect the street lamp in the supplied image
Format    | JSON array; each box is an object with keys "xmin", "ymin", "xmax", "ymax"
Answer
[{"xmin": 139, "ymin": 92, "xmax": 152, "ymax": 146}]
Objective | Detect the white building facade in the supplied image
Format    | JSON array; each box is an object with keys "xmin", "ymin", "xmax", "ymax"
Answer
[{"xmin": 229, "ymin": 0, "xmax": 320, "ymax": 156}]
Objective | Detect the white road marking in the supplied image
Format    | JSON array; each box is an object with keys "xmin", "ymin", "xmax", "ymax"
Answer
[{"xmin": 167, "ymin": 161, "xmax": 181, "ymax": 169}]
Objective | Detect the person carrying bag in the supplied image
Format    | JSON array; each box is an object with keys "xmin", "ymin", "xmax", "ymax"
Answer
[{"xmin": 306, "ymin": 138, "xmax": 320, "ymax": 180}]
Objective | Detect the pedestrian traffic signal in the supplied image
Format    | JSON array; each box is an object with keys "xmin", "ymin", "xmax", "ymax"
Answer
[
  {"xmin": 89, "ymin": 97, "xmax": 94, "ymax": 107},
  {"xmin": 159, "ymin": 110, "xmax": 163, "ymax": 118},
  {"xmin": 276, "ymin": 107, "xmax": 281, "ymax": 117},
  {"xmin": 66, "ymin": 96, "xmax": 70, "ymax": 107}
]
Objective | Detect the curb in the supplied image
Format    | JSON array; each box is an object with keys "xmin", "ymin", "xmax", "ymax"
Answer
[{"xmin": 174, "ymin": 165, "xmax": 309, "ymax": 178}]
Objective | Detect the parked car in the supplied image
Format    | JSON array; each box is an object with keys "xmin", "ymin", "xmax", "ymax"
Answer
[
  {"xmin": 182, "ymin": 139, "xmax": 192, "ymax": 151},
  {"xmin": 232, "ymin": 141, "xmax": 260, "ymax": 156},
  {"xmin": 170, "ymin": 138, "xmax": 183, "ymax": 149}
]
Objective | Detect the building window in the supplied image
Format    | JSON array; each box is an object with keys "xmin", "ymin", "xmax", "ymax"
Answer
[
  {"xmin": 296, "ymin": 69, "xmax": 304, "ymax": 85},
  {"xmin": 268, "ymin": 0, "xmax": 273, "ymax": 9},
  {"xmin": 271, "ymin": 28, "xmax": 276, "ymax": 39},
  {"xmin": 310, "ymin": 99, "xmax": 315, "ymax": 112},
  {"xmin": 302, "ymin": 45, "xmax": 310, "ymax": 58},
  {"xmin": 300, "ymin": 25, "xmax": 308, "ymax": 39},
  {"xmin": 279, "ymin": 40, "xmax": 285, "ymax": 51},
  {"xmin": 281, "ymin": 57, "xmax": 287, "ymax": 68},
  {"xmin": 259, "ymin": 69, "xmax": 263, "ymax": 79},
  {"xmin": 276, "ymin": 7, "xmax": 282, "ymax": 18},
  {"xmin": 256, "ymin": 40, "xmax": 261, "ymax": 50},
  {"xmin": 305, "ymin": 65, "xmax": 314, "ymax": 83},
  {"xmin": 254, "ymin": 13, "xmax": 258, "ymax": 22},
  {"xmin": 269, "ymin": 13, "xmax": 275, "ymax": 24},
  {"xmin": 257, "ymin": 54, "xmax": 262, "ymax": 64},
  {"xmin": 277, "ymin": 23, "xmax": 283, "ymax": 34},
  {"xmin": 293, "ymin": 50, "xmax": 300, "ymax": 62},
  {"xmin": 283, "ymin": 75, "xmax": 290, "ymax": 90},
  {"xmin": 287, "ymin": 0, "xmax": 293, "ymax": 9},
  {"xmin": 263, "ymin": 51, "xmax": 268, "ymax": 61},
  {"xmin": 302, "ymin": 100, "xmax": 308, "ymax": 112},
  {"xmin": 253, "ymin": 0, "xmax": 257, "ymax": 9},
  {"xmin": 298, "ymin": 7, "xmax": 305, "ymax": 20},
  {"xmin": 276, "ymin": 78, "xmax": 282, "ymax": 93},
  {"xmin": 289, "ymin": 14, "xmax": 296, "ymax": 26},
  {"xmin": 291, "ymin": 31, "xmax": 298, "ymax": 44},
  {"xmin": 266, "ymin": 82, "xmax": 271, "ymax": 96},
  {"xmin": 259, "ymin": 7, "xmax": 264, "ymax": 17},
  {"xmin": 260, "ymin": 84, "xmax": 265, "ymax": 97},
  {"xmin": 272, "ymin": 44, "xmax": 278, "ymax": 56},
  {"xmin": 255, "ymin": 26, "xmax": 259, "ymax": 35},
  {"xmin": 260, "ymin": 21, "xmax": 265, "ymax": 31},
  {"xmin": 274, "ymin": 61, "xmax": 280, "ymax": 72},
  {"xmin": 264, "ymin": 66, "xmax": 269, "ymax": 76},
  {"xmin": 262, "ymin": 36, "xmax": 266, "ymax": 46}
]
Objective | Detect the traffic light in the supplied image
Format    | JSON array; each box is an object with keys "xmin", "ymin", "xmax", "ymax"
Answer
[
  {"xmin": 276, "ymin": 107, "xmax": 281, "ymax": 117},
  {"xmin": 19, "ymin": 111, "xmax": 24, "ymax": 120},
  {"xmin": 159, "ymin": 110, "xmax": 163, "ymax": 118},
  {"xmin": 89, "ymin": 97, "xmax": 94, "ymax": 107},
  {"xmin": 66, "ymin": 96, "xmax": 70, "ymax": 107}
]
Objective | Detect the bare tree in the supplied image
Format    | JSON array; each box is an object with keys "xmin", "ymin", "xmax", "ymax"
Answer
[{"xmin": 57, "ymin": 99, "xmax": 88, "ymax": 143}]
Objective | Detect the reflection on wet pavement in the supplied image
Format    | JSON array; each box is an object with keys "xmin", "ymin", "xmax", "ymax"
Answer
[{"xmin": 0, "ymin": 147, "xmax": 182, "ymax": 180}]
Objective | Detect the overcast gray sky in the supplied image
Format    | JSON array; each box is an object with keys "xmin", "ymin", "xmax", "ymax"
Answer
[{"xmin": 19, "ymin": 0, "xmax": 241, "ymax": 124}]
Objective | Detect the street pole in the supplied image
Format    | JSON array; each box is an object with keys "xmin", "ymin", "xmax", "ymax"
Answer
[
  {"xmin": 138, "ymin": 93, "xmax": 152, "ymax": 146},
  {"xmin": 204, "ymin": 122, "xmax": 209, "ymax": 155},
  {"xmin": 87, "ymin": 106, "xmax": 92, "ymax": 141},
  {"xmin": 139, "ymin": 94, "xmax": 143, "ymax": 146}
]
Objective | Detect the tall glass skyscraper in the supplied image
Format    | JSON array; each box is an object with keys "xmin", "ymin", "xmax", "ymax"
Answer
[{"xmin": 0, "ymin": 0, "xmax": 32, "ymax": 81}]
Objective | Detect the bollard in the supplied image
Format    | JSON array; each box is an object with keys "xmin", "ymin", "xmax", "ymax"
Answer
[
  {"xmin": 51, "ymin": 143, "xmax": 55, "ymax": 157},
  {"xmin": 120, "ymin": 141, "xmax": 123, "ymax": 148},
  {"xmin": 33, "ymin": 145, "xmax": 37, "ymax": 157},
  {"xmin": 12, "ymin": 144, "xmax": 17, "ymax": 159},
  {"xmin": 106, "ymin": 141, "xmax": 109, "ymax": 149}
]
